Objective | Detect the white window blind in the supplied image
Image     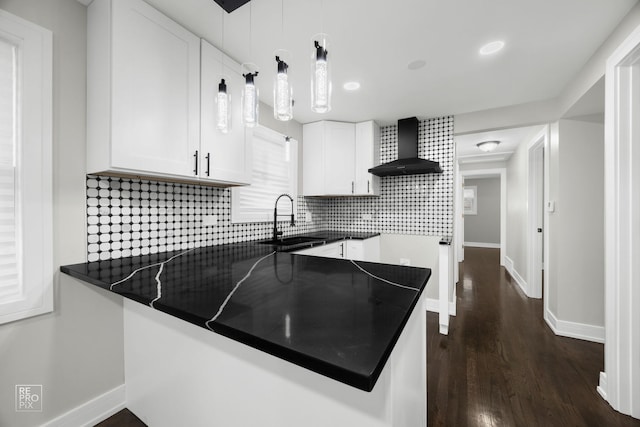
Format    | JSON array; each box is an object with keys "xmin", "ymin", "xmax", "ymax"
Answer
[
  {"xmin": 0, "ymin": 9, "xmax": 53, "ymax": 325},
  {"xmin": 231, "ymin": 126, "xmax": 298, "ymax": 223},
  {"xmin": 0, "ymin": 37, "xmax": 19, "ymax": 302}
]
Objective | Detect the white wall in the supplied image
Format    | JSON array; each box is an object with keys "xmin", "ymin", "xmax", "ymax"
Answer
[
  {"xmin": 0, "ymin": 1, "xmax": 125, "ymax": 425},
  {"xmin": 505, "ymin": 141, "xmax": 529, "ymax": 286},
  {"xmin": 464, "ymin": 178, "xmax": 500, "ymax": 245},
  {"xmin": 549, "ymin": 119, "xmax": 605, "ymax": 328}
]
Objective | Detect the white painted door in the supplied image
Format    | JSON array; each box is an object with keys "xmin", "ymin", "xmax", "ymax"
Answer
[
  {"xmin": 110, "ymin": 0, "xmax": 200, "ymax": 177},
  {"xmin": 324, "ymin": 122, "xmax": 355, "ymax": 195}
]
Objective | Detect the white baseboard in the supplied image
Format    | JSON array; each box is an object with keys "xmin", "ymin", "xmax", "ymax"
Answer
[
  {"xmin": 426, "ymin": 298, "xmax": 456, "ymax": 316},
  {"xmin": 504, "ymin": 255, "xmax": 529, "ymax": 296},
  {"xmin": 544, "ymin": 308, "xmax": 605, "ymax": 344},
  {"xmin": 41, "ymin": 384, "xmax": 126, "ymax": 427},
  {"xmin": 464, "ymin": 241, "xmax": 501, "ymax": 249},
  {"xmin": 597, "ymin": 372, "xmax": 608, "ymax": 400}
]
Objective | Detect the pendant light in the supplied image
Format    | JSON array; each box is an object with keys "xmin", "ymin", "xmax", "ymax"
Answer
[
  {"xmin": 274, "ymin": 0, "xmax": 293, "ymax": 121},
  {"xmin": 216, "ymin": 11, "xmax": 231, "ymax": 133},
  {"xmin": 241, "ymin": 1, "xmax": 259, "ymax": 127},
  {"xmin": 274, "ymin": 55, "xmax": 293, "ymax": 121},
  {"xmin": 242, "ymin": 70, "xmax": 259, "ymax": 127},
  {"xmin": 311, "ymin": 34, "xmax": 331, "ymax": 113},
  {"xmin": 216, "ymin": 78, "xmax": 230, "ymax": 133}
]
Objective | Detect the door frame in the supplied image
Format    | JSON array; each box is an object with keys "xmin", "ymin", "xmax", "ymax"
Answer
[
  {"xmin": 599, "ymin": 22, "xmax": 640, "ymax": 418},
  {"xmin": 457, "ymin": 168, "xmax": 507, "ymax": 267}
]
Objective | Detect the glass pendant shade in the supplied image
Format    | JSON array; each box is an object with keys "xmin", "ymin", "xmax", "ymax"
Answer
[
  {"xmin": 216, "ymin": 78, "xmax": 231, "ymax": 134},
  {"xmin": 242, "ymin": 71, "xmax": 259, "ymax": 127},
  {"xmin": 274, "ymin": 56, "xmax": 293, "ymax": 121},
  {"xmin": 311, "ymin": 34, "xmax": 331, "ymax": 113}
]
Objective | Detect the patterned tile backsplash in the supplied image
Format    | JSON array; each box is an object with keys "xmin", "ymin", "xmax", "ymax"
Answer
[
  {"xmin": 325, "ymin": 116, "xmax": 454, "ymax": 236},
  {"xmin": 86, "ymin": 116, "xmax": 454, "ymax": 261}
]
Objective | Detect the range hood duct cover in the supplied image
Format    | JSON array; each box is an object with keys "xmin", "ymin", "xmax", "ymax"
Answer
[{"xmin": 368, "ymin": 117, "xmax": 442, "ymax": 177}]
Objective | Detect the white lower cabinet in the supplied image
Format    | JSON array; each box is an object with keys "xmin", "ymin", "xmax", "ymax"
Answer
[
  {"xmin": 295, "ymin": 241, "xmax": 346, "ymax": 258},
  {"xmin": 295, "ymin": 237, "xmax": 380, "ymax": 262}
]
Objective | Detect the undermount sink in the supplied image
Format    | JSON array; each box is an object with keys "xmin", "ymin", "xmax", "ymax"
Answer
[{"xmin": 258, "ymin": 236, "xmax": 326, "ymax": 247}]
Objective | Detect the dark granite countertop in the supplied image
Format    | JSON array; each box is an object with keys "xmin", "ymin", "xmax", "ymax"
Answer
[{"xmin": 60, "ymin": 231, "xmax": 430, "ymax": 392}]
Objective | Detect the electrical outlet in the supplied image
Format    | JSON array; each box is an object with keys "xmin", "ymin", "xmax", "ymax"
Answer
[
  {"xmin": 306, "ymin": 212, "xmax": 312, "ymax": 223},
  {"xmin": 361, "ymin": 213, "xmax": 373, "ymax": 221},
  {"xmin": 399, "ymin": 258, "xmax": 411, "ymax": 266},
  {"xmin": 202, "ymin": 215, "xmax": 218, "ymax": 226}
]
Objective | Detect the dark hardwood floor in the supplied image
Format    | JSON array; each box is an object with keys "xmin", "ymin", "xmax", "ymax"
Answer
[
  {"xmin": 427, "ymin": 246, "xmax": 640, "ymax": 426},
  {"xmin": 98, "ymin": 247, "xmax": 640, "ymax": 426}
]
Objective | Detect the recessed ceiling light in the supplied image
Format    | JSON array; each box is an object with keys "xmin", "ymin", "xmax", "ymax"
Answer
[
  {"xmin": 479, "ymin": 41, "xmax": 505, "ymax": 56},
  {"xmin": 476, "ymin": 140, "xmax": 500, "ymax": 152},
  {"xmin": 343, "ymin": 81, "xmax": 361, "ymax": 91},
  {"xmin": 407, "ymin": 59, "xmax": 426, "ymax": 70}
]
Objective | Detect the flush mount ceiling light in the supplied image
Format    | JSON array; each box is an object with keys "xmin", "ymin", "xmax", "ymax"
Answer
[
  {"xmin": 479, "ymin": 40, "xmax": 505, "ymax": 56},
  {"xmin": 476, "ymin": 140, "xmax": 500, "ymax": 152},
  {"xmin": 343, "ymin": 81, "xmax": 360, "ymax": 91}
]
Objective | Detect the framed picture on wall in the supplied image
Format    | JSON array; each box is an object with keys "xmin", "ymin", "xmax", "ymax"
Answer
[{"xmin": 463, "ymin": 186, "xmax": 477, "ymax": 215}]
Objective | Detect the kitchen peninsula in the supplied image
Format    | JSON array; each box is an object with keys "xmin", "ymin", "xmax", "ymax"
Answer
[{"xmin": 61, "ymin": 233, "xmax": 430, "ymax": 427}]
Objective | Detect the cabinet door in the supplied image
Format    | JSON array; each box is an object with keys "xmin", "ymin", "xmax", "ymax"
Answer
[
  {"xmin": 200, "ymin": 40, "xmax": 251, "ymax": 185},
  {"xmin": 355, "ymin": 121, "xmax": 381, "ymax": 195},
  {"xmin": 294, "ymin": 241, "xmax": 345, "ymax": 258},
  {"xmin": 346, "ymin": 240, "xmax": 364, "ymax": 261},
  {"xmin": 323, "ymin": 122, "xmax": 355, "ymax": 195},
  {"xmin": 302, "ymin": 122, "xmax": 325, "ymax": 196},
  {"xmin": 110, "ymin": 0, "xmax": 200, "ymax": 177}
]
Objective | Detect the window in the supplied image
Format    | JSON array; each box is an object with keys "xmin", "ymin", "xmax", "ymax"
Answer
[
  {"xmin": 463, "ymin": 186, "xmax": 477, "ymax": 216},
  {"xmin": 231, "ymin": 126, "xmax": 298, "ymax": 223},
  {"xmin": 0, "ymin": 10, "xmax": 53, "ymax": 324}
]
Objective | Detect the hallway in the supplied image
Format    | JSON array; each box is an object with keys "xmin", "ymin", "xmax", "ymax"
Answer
[{"xmin": 427, "ymin": 247, "xmax": 640, "ymax": 426}]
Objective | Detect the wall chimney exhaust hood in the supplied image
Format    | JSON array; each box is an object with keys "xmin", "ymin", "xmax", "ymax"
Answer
[{"xmin": 368, "ymin": 117, "xmax": 442, "ymax": 177}]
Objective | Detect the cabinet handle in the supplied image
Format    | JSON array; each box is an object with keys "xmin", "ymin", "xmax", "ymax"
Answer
[
  {"xmin": 367, "ymin": 180, "xmax": 370, "ymax": 193},
  {"xmin": 340, "ymin": 243, "xmax": 344, "ymax": 258},
  {"xmin": 352, "ymin": 181, "xmax": 354, "ymax": 194},
  {"xmin": 206, "ymin": 153, "xmax": 211, "ymax": 177},
  {"xmin": 194, "ymin": 150, "xmax": 198, "ymax": 176}
]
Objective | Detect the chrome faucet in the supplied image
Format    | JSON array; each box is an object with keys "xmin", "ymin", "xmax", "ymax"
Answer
[{"xmin": 273, "ymin": 194, "xmax": 295, "ymax": 241}]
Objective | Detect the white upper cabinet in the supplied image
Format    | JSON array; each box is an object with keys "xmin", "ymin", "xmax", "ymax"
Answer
[
  {"xmin": 302, "ymin": 120, "xmax": 380, "ymax": 196},
  {"xmin": 87, "ymin": 0, "xmax": 201, "ymax": 179},
  {"xmin": 200, "ymin": 40, "xmax": 251, "ymax": 185},
  {"xmin": 355, "ymin": 121, "xmax": 381, "ymax": 196},
  {"xmin": 87, "ymin": 0, "xmax": 250, "ymax": 186}
]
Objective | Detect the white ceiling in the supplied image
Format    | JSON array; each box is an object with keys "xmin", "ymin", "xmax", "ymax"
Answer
[{"xmin": 139, "ymin": 0, "xmax": 637, "ymax": 125}]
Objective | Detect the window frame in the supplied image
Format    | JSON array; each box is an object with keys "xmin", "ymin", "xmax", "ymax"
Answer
[
  {"xmin": 231, "ymin": 125, "xmax": 298, "ymax": 224},
  {"xmin": 0, "ymin": 10, "xmax": 53, "ymax": 325},
  {"xmin": 463, "ymin": 185, "xmax": 478, "ymax": 216}
]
